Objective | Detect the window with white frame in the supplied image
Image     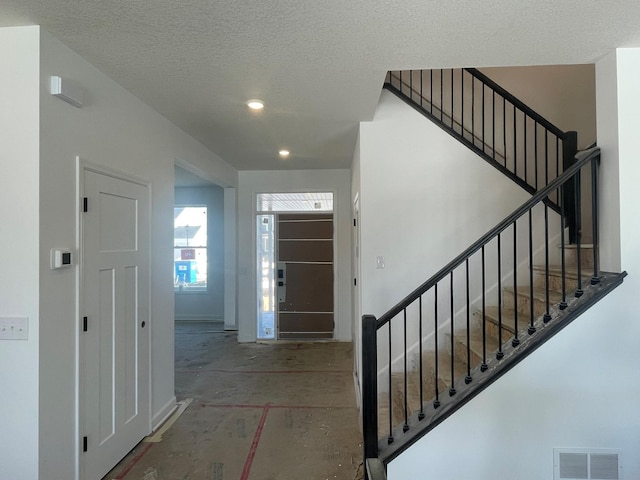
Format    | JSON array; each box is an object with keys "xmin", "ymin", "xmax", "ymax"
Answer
[{"xmin": 174, "ymin": 206, "xmax": 208, "ymax": 292}]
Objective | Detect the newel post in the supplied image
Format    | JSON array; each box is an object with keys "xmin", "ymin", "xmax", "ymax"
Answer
[
  {"xmin": 362, "ymin": 315, "xmax": 379, "ymax": 468},
  {"xmin": 562, "ymin": 131, "xmax": 579, "ymax": 243}
]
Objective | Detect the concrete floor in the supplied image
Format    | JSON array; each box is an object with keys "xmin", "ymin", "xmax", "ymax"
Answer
[{"xmin": 105, "ymin": 323, "xmax": 364, "ymax": 480}]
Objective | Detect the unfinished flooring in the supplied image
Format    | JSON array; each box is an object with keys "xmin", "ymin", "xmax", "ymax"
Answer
[{"xmin": 105, "ymin": 323, "xmax": 364, "ymax": 480}]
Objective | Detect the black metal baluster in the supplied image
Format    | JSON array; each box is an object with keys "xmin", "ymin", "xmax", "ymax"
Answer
[
  {"xmin": 528, "ymin": 209, "xmax": 536, "ymax": 334},
  {"xmin": 450, "ymin": 69, "xmax": 454, "ymax": 130},
  {"xmin": 544, "ymin": 204, "xmax": 552, "ymax": 323},
  {"xmin": 555, "ymin": 137, "xmax": 561, "ymax": 204},
  {"xmin": 418, "ymin": 296, "xmax": 425, "ymax": 420},
  {"xmin": 461, "ymin": 69, "xmax": 464, "ymax": 137},
  {"xmin": 430, "ymin": 69, "xmax": 433, "ymax": 115},
  {"xmin": 545, "ymin": 130, "xmax": 549, "ymax": 186},
  {"xmin": 403, "ymin": 308, "xmax": 409, "ymax": 432},
  {"xmin": 440, "ymin": 69, "xmax": 444, "ymax": 122},
  {"xmin": 512, "ymin": 220, "xmax": 520, "ymax": 347},
  {"xmin": 449, "ymin": 272, "xmax": 456, "ymax": 396},
  {"xmin": 481, "ymin": 81, "xmax": 485, "ymax": 152},
  {"xmin": 387, "ymin": 321, "xmax": 393, "ymax": 444},
  {"xmin": 591, "ymin": 156, "xmax": 600, "ymax": 285},
  {"xmin": 433, "ymin": 283, "xmax": 441, "ymax": 408},
  {"xmin": 556, "ymin": 136, "xmax": 560, "ymax": 179},
  {"xmin": 497, "ymin": 234, "xmax": 504, "ymax": 359},
  {"xmin": 513, "ymin": 104, "xmax": 517, "ymax": 178},
  {"xmin": 503, "ymin": 97, "xmax": 507, "ymax": 169},
  {"xmin": 534, "ymin": 123, "xmax": 538, "ymax": 190},
  {"xmin": 399, "ymin": 70, "xmax": 403, "ymax": 97},
  {"xmin": 420, "ymin": 70, "xmax": 423, "ymax": 109},
  {"xmin": 559, "ymin": 184, "xmax": 568, "ymax": 310},
  {"xmin": 575, "ymin": 167, "xmax": 584, "ymax": 298},
  {"xmin": 465, "ymin": 259, "xmax": 472, "ymax": 384},
  {"xmin": 481, "ymin": 246, "xmax": 488, "ymax": 371},
  {"xmin": 524, "ymin": 114, "xmax": 528, "ymax": 185},
  {"xmin": 409, "ymin": 69, "xmax": 413, "ymax": 103},
  {"xmin": 472, "ymin": 73, "xmax": 476, "ymax": 146},
  {"xmin": 492, "ymin": 90, "xmax": 496, "ymax": 162}
]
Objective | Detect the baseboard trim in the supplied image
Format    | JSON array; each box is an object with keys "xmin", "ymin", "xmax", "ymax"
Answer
[
  {"xmin": 152, "ymin": 396, "xmax": 177, "ymax": 432},
  {"xmin": 175, "ymin": 315, "xmax": 224, "ymax": 322}
]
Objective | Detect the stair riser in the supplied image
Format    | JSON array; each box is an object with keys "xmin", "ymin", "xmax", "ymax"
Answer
[
  {"xmin": 485, "ymin": 318, "xmax": 515, "ymax": 343},
  {"xmin": 503, "ymin": 292, "xmax": 552, "ymax": 318},
  {"xmin": 452, "ymin": 336, "xmax": 483, "ymax": 368},
  {"xmin": 534, "ymin": 272, "xmax": 580, "ymax": 292},
  {"xmin": 565, "ymin": 247, "xmax": 595, "ymax": 270}
]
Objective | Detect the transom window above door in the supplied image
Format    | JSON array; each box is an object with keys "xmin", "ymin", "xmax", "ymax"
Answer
[{"xmin": 256, "ymin": 192, "xmax": 333, "ymax": 212}]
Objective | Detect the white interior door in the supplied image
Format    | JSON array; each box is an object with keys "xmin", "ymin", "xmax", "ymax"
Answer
[{"xmin": 81, "ymin": 167, "xmax": 150, "ymax": 480}]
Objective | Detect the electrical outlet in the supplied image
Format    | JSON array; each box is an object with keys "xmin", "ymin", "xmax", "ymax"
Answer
[{"xmin": 0, "ymin": 317, "xmax": 29, "ymax": 340}]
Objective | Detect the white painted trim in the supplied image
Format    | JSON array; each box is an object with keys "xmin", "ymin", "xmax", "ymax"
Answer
[
  {"xmin": 151, "ymin": 395, "xmax": 178, "ymax": 431},
  {"xmin": 253, "ymin": 189, "xmax": 339, "ymax": 341},
  {"xmin": 174, "ymin": 158, "xmax": 234, "ymax": 189},
  {"xmin": 175, "ymin": 314, "xmax": 224, "ymax": 322},
  {"xmin": 76, "ymin": 158, "xmax": 153, "ymax": 479},
  {"xmin": 224, "ymin": 187, "xmax": 237, "ymax": 331}
]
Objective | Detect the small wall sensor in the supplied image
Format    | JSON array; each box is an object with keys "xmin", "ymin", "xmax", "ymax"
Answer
[
  {"xmin": 50, "ymin": 249, "xmax": 73, "ymax": 269},
  {"xmin": 50, "ymin": 76, "xmax": 84, "ymax": 108}
]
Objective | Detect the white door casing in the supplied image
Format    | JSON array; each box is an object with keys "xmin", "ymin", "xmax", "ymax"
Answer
[{"xmin": 80, "ymin": 165, "xmax": 151, "ymax": 480}]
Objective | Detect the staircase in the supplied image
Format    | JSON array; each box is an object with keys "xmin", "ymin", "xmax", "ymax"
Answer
[
  {"xmin": 360, "ymin": 69, "xmax": 627, "ymax": 479},
  {"xmin": 377, "ymin": 243, "xmax": 596, "ymax": 433}
]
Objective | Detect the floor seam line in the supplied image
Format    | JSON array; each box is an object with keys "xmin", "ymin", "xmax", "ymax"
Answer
[
  {"xmin": 113, "ymin": 443, "xmax": 154, "ymax": 479},
  {"xmin": 239, "ymin": 403, "xmax": 271, "ymax": 480}
]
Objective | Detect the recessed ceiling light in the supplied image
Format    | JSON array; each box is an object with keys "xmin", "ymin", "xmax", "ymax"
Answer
[
  {"xmin": 247, "ymin": 99, "xmax": 264, "ymax": 110},
  {"xmin": 279, "ymin": 150, "xmax": 290, "ymax": 158}
]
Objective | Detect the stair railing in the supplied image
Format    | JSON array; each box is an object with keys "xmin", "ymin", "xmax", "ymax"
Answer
[
  {"xmin": 384, "ymin": 69, "xmax": 580, "ymax": 242},
  {"xmin": 362, "ymin": 147, "xmax": 603, "ymax": 473}
]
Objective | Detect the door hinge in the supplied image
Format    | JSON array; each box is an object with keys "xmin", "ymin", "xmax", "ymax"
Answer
[
  {"xmin": 353, "ymin": 218, "xmax": 357, "ymax": 227},
  {"xmin": 83, "ymin": 436, "xmax": 88, "ymax": 453},
  {"xmin": 354, "ymin": 278, "xmax": 357, "ymax": 286},
  {"xmin": 83, "ymin": 316, "xmax": 88, "ymax": 332},
  {"xmin": 82, "ymin": 197, "xmax": 88, "ymax": 213}
]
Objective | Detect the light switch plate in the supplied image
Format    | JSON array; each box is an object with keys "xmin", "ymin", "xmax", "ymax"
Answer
[{"xmin": 0, "ymin": 316, "xmax": 29, "ymax": 340}]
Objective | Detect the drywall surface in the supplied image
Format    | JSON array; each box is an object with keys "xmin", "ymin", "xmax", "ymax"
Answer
[
  {"xmin": 357, "ymin": 90, "xmax": 555, "ymax": 379},
  {"xmin": 595, "ymin": 51, "xmax": 622, "ymax": 272},
  {"xmin": 388, "ymin": 284, "xmax": 640, "ymax": 479},
  {"xmin": 351, "ymin": 133, "xmax": 363, "ymax": 402},
  {"xmin": 388, "ymin": 48, "xmax": 640, "ymax": 480},
  {"xmin": 37, "ymin": 29, "xmax": 237, "ymax": 479},
  {"xmin": 237, "ymin": 169, "xmax": 352, "ymax": 342},
  {"xmin": 175, "ymin": 185, "xmax": 225, "ymax": 322},
  {"xmin": 480, "ymin": 64, "xmax": 597, "ymax": 149},
  {"xmin": 0, "ymin": 26, "xmax": 41, "ymax": 480}
]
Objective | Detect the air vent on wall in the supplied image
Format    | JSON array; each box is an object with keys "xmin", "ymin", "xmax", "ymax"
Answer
[{"xmin": 554, "ymin": 448, "xmax": 621, "ymax": 480}]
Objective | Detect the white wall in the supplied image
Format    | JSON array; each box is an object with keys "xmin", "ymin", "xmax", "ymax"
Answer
[
  {"xmin": 0, "ymin": 26, "xmax": 41, "ymax": 480},
  {"xmin": 480, "ymin": 64, "xmax": 597, "ymax": 149},
  {"xmin": 388, "ymin": 48, "xmax": 640, "ymax": 480},
  {"xmin": 595, "ymin": 52, "xmax": 621, "ymax": 273},
  {"xmin": 33, "ymin": 28, "xmax": 237, "ymax": 480},
  {"xmin": 351, "ymin": 133, "xmax": 363, "ymax": 401},
  {"xmin": 237, "ymin": 169, "xmax": 352, "ymax": 342},
  {"xmin": 357, "ymin": 90, "xmax": 563, "ymax": 384}
]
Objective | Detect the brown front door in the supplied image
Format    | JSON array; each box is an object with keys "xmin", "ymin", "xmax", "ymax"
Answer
[{"xmin": 277, "ymin": 213, "xmax": 334, "ymax": 339}]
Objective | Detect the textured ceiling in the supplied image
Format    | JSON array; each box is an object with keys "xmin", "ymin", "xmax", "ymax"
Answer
[{"xmin": 2, "ymin": 0, "xmax": 640, "ymax": 171}]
